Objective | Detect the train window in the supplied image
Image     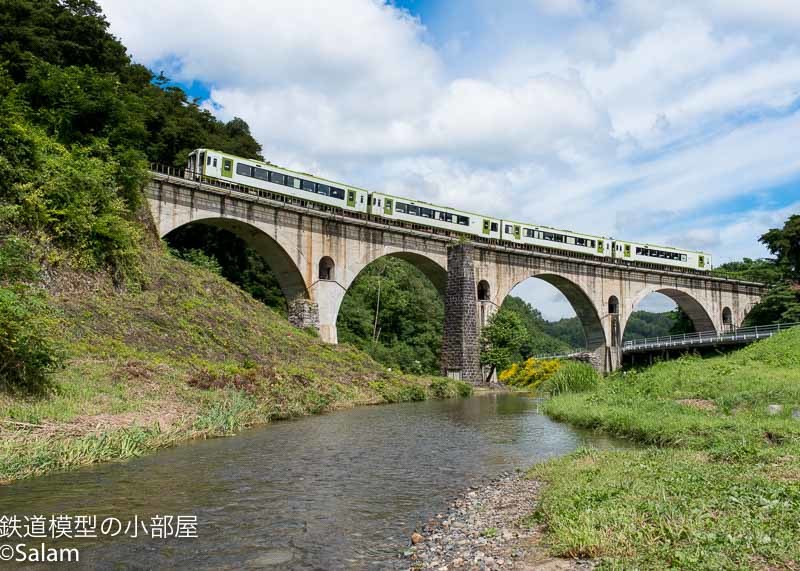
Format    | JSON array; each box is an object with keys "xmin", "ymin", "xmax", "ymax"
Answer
[
  {"xmin": 330, "ymin": 187, "xmax": 345, "ymax": 200},
  {"xmin": 254, "ymin": 168, "xmax": 270, "ymax": 181},
  {"xmin": 590, "ymin": 240, "xmax": 596, "ymax": 248},
  {"xmin": 407, "ymin": 205, "xmax": 419, "ymax": 215},
  {"xmin": 302, "ymin": 180, "xmax": 315, "ymax": 193},
  {"xmin": 236, "ymin": 163, "xmax": 253, "ymax": 177},
  {"xmin": 420, "ymin": 207, "xmax": 432, "ymax": 218},
  {"xmin": 682, "ymin": 254, "xmax": 687, "ymax": 262},
  {"xmin": 443, "ymin": 213, "xmax": 453, "ymax": 222},
  {"xmin": 213, "ymin": 158, "xmax": 218, "ymax": 167},
  {"xmin": 206, "ymin": 155, "xmax": 211, "ymax": 166},
  {"xmin": 317, "ymin": 184, "xmax": 330, "ymax": 196},
  {"xmin": 524, "ymin": 229, "xmax": 534, "ymax": 238},
  {"xmin": 504, "ymin": 225, "xmax": 512, "ymax": 234},
  {"xmin": 396, "ymin": 202, "xmax": 407, "ymax": 213},
  {"xmin": 270, "ymin": 172, "xmax": 285, "ymax": 185},
  {"xmin": 360, "ymin": 195, "xmax": 365, "ymax": 203},
  {"xmin": 566, "ymin": 236, "xmax": 575, "ymax": 245},
  {"xmin": 490, "ymin": 222, "xmax": 498, "ymax": 232}
]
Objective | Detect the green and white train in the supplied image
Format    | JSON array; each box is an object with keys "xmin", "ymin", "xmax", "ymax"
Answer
[{"xmin": 186, "ymin": 148, "xmax": 711, "ymax": 271}]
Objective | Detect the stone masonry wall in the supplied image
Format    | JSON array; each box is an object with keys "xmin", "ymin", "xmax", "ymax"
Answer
[
  {"xmin": 441, "ymin": 244, "xmax": 482, "ymax": 384},
  {"xmin": 287, "ymin": 298, "xmax": 320, "ymax": 331}
]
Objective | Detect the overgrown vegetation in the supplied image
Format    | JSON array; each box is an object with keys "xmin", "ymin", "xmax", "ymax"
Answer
[{"xmin": 530, "ymin": 328, "xmax": 800, "ymax": 568}]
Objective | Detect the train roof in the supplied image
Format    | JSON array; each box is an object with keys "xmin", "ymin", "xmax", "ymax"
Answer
[
  {"xmin": 369, "ymin": 190, "xmax": 501, "ymax": 222},
  {"xmin": 196, "ymin": 148, "xmax": 373, "ymax": 193}
]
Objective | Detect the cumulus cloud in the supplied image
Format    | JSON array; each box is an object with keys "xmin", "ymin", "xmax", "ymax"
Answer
[{"xmin": 98, "ymin": 0, "xmax": 800, "ymax": 318}]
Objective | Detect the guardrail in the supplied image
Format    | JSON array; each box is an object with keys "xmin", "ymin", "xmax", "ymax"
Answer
[{"xmin": 622, "ymin": 322, "xmax": 799, "ymax": 353}]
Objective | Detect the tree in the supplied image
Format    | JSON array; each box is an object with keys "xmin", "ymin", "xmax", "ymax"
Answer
[
  {"xmin": 480, "ymin": 308, "xmax": 527, "ymax": 381},
  {"xmin": 760, "ymin": 215, "xmax": 800, "ymax": 280},
  {"xmin": 500, "ymin": 296, "xmax": 572, "ymax": 357}
]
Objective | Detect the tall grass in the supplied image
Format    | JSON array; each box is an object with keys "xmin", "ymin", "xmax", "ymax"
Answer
[
  {"xmin": 538, "ymin": 361, "xmax": 599, "ymax": 395},
  {"xmin": 530, "ymin": 329, "xmax": 800, "ymax": 568}
]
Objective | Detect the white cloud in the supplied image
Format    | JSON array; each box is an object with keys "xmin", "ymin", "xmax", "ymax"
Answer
[{"xmin": 98, "ymin": 0, "xmax": 800, "ymax": 319}]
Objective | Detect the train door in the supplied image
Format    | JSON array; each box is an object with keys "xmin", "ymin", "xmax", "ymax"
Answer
[
  {"xmin": 221, "ymin": 156, "xmax": 233, "ymax": 178},
  {"xmin": 482, "ymin": 219, "xmax": 491, "ymax": 236},
  {"xmin": 347, "ymin": 190, "xmax": 356, "ymax": 208},
  {"xmin": 198, "ymin": 151, "xmax": 206, "ymax": 176},
  {"xmin": 513, "ymin": 225, "xmax": 521, "ymax": 240},
  {"xmin": 598, "ymin": 240, "xmax": 605, "ymax": 254},
  {"xmin": 624, "ymin": 244, "xmax": 631, "ymax": 258},
  {"xmin": 698, "ymin": 255, "xmax": 705, "ymax": 268},
  {"xmin": 384, "ymin": 198, "xmax": 393, "ymax": 215}
]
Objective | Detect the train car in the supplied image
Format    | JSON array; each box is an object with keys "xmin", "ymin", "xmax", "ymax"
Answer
[
  {"xmin": 368, "ymin": 191, "xmax": 502, "ymax": 240},
  {"xmin": 499, "ymin": 219, "xmax": 611, "ymax": 258},
  {"xmin": 187, "ymin": 148, "xmax": 370, "ymax": 213},
  {"xmin": 612, "ymin": 240, "xmax": 711, "ymax": 271}
]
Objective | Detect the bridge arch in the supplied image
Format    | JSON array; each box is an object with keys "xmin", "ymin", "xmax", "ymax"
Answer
[
  {"xmin": 622, "ymin": 286, "xmax": 716, "ymax": 339},
  {"xmin": 162, "ymin": 217, "xmax": 309, "ymax": 303},
  {"xmin": 496, "ymin": 272, "xmax": 607, "ymax": 354},
  {"xmin": 330, "ymin": 251, "xmax": 448, "ymax": 368}
]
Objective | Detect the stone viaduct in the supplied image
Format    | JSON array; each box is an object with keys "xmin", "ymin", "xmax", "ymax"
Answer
[{"xmin": 146, "ymin": 170, "xmax": 767, "ymax": 382}]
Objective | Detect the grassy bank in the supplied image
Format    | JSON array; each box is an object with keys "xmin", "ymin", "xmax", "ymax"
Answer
[
  {"xmin": 0, "ymin": 251, "xmax": 470, "ymax": 484},
  {"xmin": 530, "ymin": 329, "xmax": 800, "ymax": 569}
]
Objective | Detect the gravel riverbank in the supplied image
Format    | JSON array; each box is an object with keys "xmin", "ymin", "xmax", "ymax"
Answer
[{"xmin": 402, "ymin": 473, "xmax": 594, "ymax": 570}]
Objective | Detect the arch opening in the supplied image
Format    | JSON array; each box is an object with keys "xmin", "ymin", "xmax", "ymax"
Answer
[
  {"xmin": 497, "ymin": 273, "xmax": 605, "ymax": 363},
  {"xmin": 163, "ymin": 218, "xmax": 308, "ymax": 313},
  {"xmin": 319, "ymin": 256, "xmax": 335, "ymax": 281},
  {"xmin": 608, "ymin": 295, "xmax": 619, "ymax": 315},
  {"xmin": 722, "ymin": 306, "xmax": 733, "ymax": 332},
  {"xmin": 477, "ymin": 280, "xmax": 491, "ymax": 302},
  {"xmin": 335, "ymin": 253, "xmax": 447, "ymax": 375},
  {"xmin": 622, "ymin": 289, "xmax": 714, "ymax": 343}
]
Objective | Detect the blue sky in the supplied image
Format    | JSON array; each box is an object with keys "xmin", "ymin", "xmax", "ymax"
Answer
[{"xmin": 101, "ymin": 0, "xmax": 800, "ymax": 319}]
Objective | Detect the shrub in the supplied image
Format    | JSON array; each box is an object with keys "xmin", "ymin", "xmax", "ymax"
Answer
[
  {"xmin": 500, "ymin": 358, "xmax": 561, "ymax": 390},
  {"xmin": 539, "ymin": 361, "xmax": 599, "ymax": 395},
  {"xmin": 0, "ymin": 286, "xmax": 63, "ymax": 392}
]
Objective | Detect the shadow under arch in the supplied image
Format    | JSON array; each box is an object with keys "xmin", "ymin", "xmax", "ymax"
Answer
[
  {"xmin": 503, "ymin": 272, "xmax": 606, "ymax": 353},
  {"xmin": 164, "ymin": 217, "xmax": 309, "ymax": 302},
  {"xmin": 624, "ymin": 287, "xmax": 716, "ymax": 338}
]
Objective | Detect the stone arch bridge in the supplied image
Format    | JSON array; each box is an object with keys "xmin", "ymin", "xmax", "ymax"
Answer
[{"xmin": 146, "ymin": 171, "xmax": 766, "ymax": 381}]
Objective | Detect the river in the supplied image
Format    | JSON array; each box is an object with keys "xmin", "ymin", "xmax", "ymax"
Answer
[{"xmin": 0, "ymin": 393, "xmax": 622, "ymax": 569}]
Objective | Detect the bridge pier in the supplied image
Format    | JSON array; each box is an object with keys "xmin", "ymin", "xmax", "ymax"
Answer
[{"xmin": 441, "ymin": 244, "xmax": 483, "ymax": 384}]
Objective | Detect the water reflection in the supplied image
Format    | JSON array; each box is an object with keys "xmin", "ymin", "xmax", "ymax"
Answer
[{"xmin": 0, "ymin": 393, "xmax": 624, "ymax": 569}]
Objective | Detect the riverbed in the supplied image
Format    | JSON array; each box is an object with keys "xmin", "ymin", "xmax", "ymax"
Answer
[{"xmin": 0, "ymin": 393, "xmax": 621, "ymax": 569}]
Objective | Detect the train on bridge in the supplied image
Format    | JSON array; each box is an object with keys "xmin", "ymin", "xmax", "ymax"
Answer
[{"xmin": 186, "ymin": 148, "xmax": 712, "ymax": 272}]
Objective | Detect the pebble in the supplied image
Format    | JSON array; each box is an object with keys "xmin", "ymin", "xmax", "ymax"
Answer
[{"xmin": 401, "ymin": 473, "xmax": 595, "ymax": 570}]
